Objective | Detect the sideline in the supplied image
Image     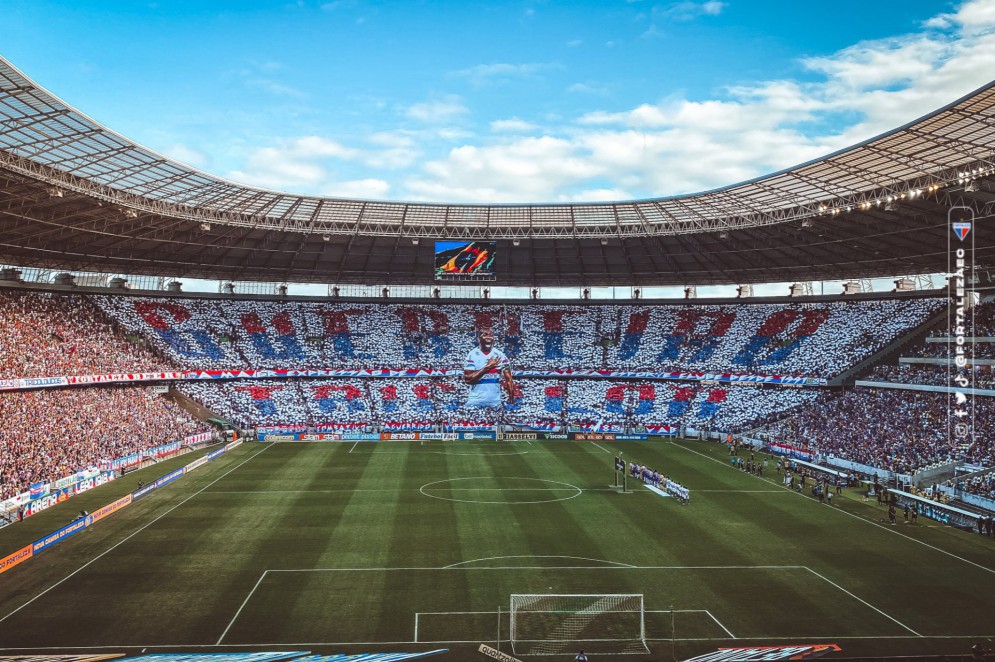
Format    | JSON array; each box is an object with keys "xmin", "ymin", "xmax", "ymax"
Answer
[
  {"xmin": 671, "ymin": 440, "xmax": 995, "ymax": 576},
  {"xmin": 0, "ymin": 443, "xmax": 274, "ymax": 626}
]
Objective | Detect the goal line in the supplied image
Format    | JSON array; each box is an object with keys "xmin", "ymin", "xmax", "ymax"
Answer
[{"xmin": 509, "ymin": 593, "xmax": 648, "ymax": 656}]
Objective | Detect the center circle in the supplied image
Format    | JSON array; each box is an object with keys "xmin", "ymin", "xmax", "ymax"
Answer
[{"xmin": 419, "ymin": 477, "xmax": 583, "ymax": 504}]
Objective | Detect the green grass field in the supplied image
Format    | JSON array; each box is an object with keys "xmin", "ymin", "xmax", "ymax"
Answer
[{"xmin": 1, "ymin": 438, "xmax": 993, "ymax": 661}]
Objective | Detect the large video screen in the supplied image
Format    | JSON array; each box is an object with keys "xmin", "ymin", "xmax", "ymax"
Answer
[{"xmin": 434, "ymin": 241, "xmax": 496, "ymax": 279}]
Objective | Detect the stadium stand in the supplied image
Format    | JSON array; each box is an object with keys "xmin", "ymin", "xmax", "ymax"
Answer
[
  {"xmin": 0, "ymin": 287, "xmax": 984, "ymax": 502},
  {"xmin": 929, "ymin": 299, "xmax": 995, "ymax": 337},
  {"xmin": 0, "ymin": 386, "xmax": 208, "ymax": 500},
  {"xmin": 764, "ymin": 388, "xmax": 995, "ymax": 474},
  {"xmin": 904, "ymin": 343, "xmax": 995, "ymax": 359},
  {"xmin": 956, "ymin": 472, "xmax": 995, "ymax": 499},
  {"xmin": 178, "ymin": 378, "xmax": 819, "ymax": 433},
  {"xmin": 867, "ymin": 365, "xmax": 995, "ymax": 389},
  {"xmin": 0, "ymin": 290, "xmax": 174, "ymax": 379},
  {"xmin": 94, "ymin": 295, "xmax": 945, "ymax": 378}
]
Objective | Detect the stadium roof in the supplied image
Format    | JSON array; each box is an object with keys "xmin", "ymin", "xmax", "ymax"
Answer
[{"xmin": 1, "ymin": 55, "xmax": 994, "ymax": 287}]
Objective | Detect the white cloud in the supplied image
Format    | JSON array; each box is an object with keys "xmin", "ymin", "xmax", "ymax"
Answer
[
  {"xmin": 451, "ymin": 62, "xmax": 554, "ymax": 86},
  {"xmin": 320, "ymin": 0, "xmax": 358, "ymax": 11},
  {"xmin": 803, "ymin": 37, "xmax": 947, "ymax": 90},
  {"xmin": 226, "ymin": 135, "xmax": 416, "ymax": 192},
  {"xmin": 404, "ymin": 137, "xmax": 603, "ymax": 203},
  {"xmin": 322, "ymin": 178, "xmax": 391, "ymax": 199},
  {"xmin": 405, "ymin": 97, "xmax": 469, "ymax": 123},
  {"xmin": 559, "ymin": 187, "xmax": 634, "ymax": 202},
  {"xmin": 238, "ymin": 59, "xmax": 308, "ymax": 99},
  {"xmin": 490, "ymin": 118, "xmax": 538, "ymax": 133},
  {"xmin": 162, "ymin": 143, "xmax": 209, "ymax": 169},
  {"xmin": 657, "ymin": 0, "xmax": 727, "ymax": 21},
  {"xmin": 947, "ymin": 0, "xmax": 995, "ymax": 32},
  {"xmin": 567, "ymin": 82, "xmax": 611, "ymax": 96},
  {"xmin": 220, "ymin": 0, "xmax": 995, "ymax": 204},
  {"xmin": 392, "ymin": 0, "xmax": 995, "ymax": 202}
]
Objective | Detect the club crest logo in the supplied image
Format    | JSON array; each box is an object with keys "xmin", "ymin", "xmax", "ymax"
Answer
[{"xmin": 952, "ymin": 221, "xmax": 971, "ymax": 241}]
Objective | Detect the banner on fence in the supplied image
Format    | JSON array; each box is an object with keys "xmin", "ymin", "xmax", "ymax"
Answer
[
  {"xmin": 90, "ymin": 494, "xmax": 133, "ymax": 523},
  {"xmin": 0, "ymin": 545, "xmax": 32, "ymax": 575}
]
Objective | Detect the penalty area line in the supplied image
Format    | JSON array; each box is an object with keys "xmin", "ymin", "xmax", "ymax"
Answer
[
  {"xmin": 217, "ymin": 570, "xmax": 270, "ymax": 645},
  {"xmin": 705, "ymin": 610, "xmax": 736, "ymax": 639},
  {"xmin": 803, "ymin": 566, "xmax": 921, "ymax": 636}
]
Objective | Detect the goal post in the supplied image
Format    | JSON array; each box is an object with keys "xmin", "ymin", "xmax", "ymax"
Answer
[{"xmin": 509, "ymin": 594, "xmax": 648, "ymax": 656}]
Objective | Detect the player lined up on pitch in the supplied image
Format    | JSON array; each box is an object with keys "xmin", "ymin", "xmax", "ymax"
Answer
[
  {"xmin": 629, "ymin": 462, "xmax": 663, "ymax": 488},
  {"xmin": 628, "ymin": 462, "xmax": 690, "ymax": 504}
]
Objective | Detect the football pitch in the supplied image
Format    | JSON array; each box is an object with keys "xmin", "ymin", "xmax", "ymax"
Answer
[{"xmin": 1, "ymin": 439, "xmax": 993, "ymax": 660}]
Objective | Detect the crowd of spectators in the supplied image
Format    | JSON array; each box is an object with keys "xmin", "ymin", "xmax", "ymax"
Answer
[
  {"xmin": 0, "ymin": 290, "xmax": 174, "ymax": 379},
  {"xmin": 0, "ymin": 386, "xmax": 208, "ymax": 500},
  {"xmin": 96, "ymin": 295, "xmax": 945, "ymax": 379},
  {"xmin": 928, "ymin": 300, "xmax": 995, "ymax": 338},
  {"xmin": 867, "ymin": 365, "xmax": 995, "ymax": 390},
  {"xmin": 0, "ymin": 288, "xmax": 975, "ymax": 510},
  {"xmin": 765, "ymin": 388, "xmax": 995, "ymax": 474},
  {"xmin": 903, "ymin": 342, "xmax": 995, "ymax": 359},
  {"xmin": 957, "ymin": 472, "xmax": 995, "ymax": 500},
  {"xmin": 177, "ymin": 378, "xmax": 818, "ymax": 433}
]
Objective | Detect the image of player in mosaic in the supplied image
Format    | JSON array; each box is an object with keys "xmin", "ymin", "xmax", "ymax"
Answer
[{"xmin": 463, "ymin": 327, "xmax": 514, "ymax": 409}]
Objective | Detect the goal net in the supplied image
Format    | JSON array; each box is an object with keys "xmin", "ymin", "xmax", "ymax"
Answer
[{"xmin": 509, "ymin": 594, "xmax": 648, "ymax": 656}]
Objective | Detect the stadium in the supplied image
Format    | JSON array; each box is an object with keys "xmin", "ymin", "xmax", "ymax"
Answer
[{"xmin": 0, "ymin": 12, "xmax": 994, "ymax": 662}]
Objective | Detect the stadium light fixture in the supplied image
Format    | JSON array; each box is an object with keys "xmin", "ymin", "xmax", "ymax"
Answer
[
  {"xmin": 512, "ymin": 239, "xmax": 521, "ymax": 246},
  {"xmin": 322, "ymin": 235, "xmax": 331, "ymax": 242},
  {"xmin": 200, "ymin": 223, "xmax": 211, "ymax": 232},
  {"xmin": 411, "ymin": 238, "xmax": 420, "ymax": 245}
]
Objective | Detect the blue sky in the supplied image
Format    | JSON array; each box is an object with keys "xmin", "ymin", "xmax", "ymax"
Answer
[{"xmin": 3, "ymin": 0, "xmax": 994, "ymax": 295}]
